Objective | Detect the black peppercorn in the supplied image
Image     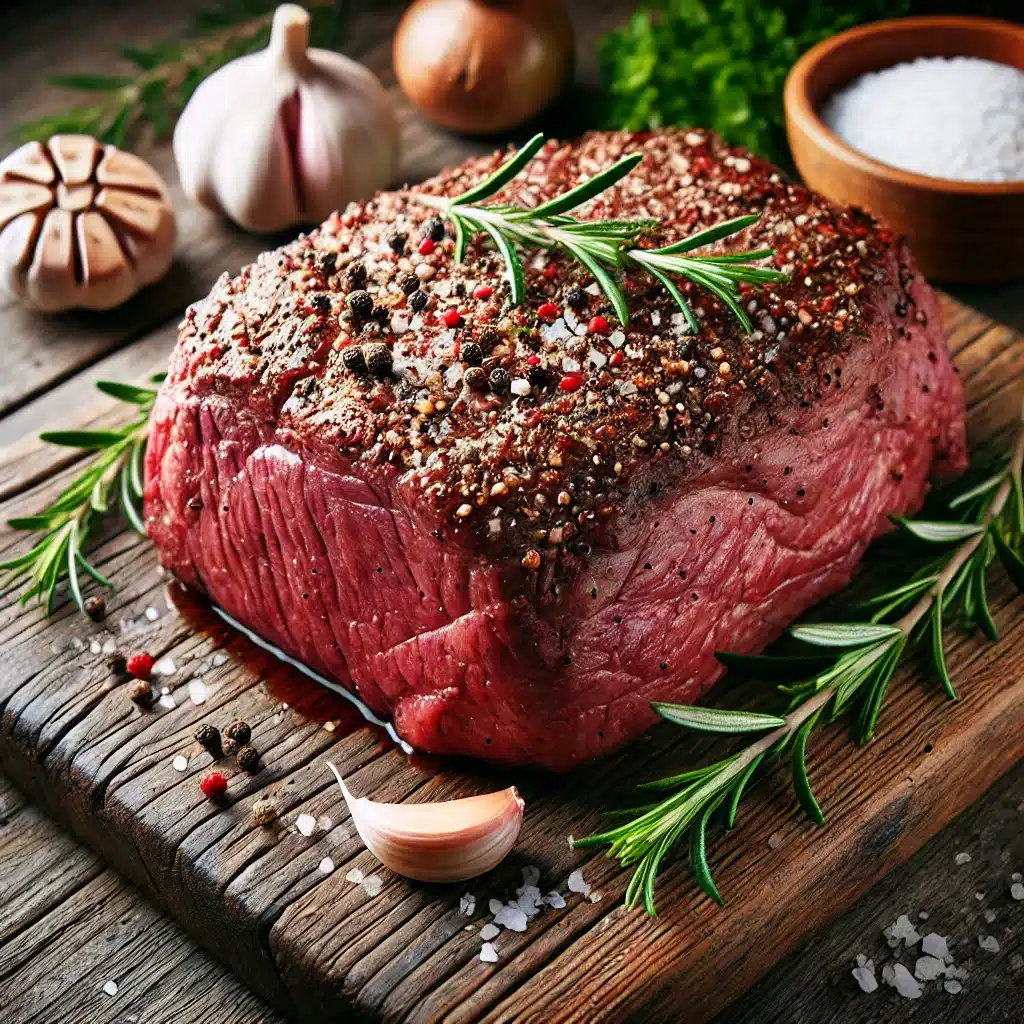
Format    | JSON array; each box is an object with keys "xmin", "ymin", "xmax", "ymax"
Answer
[
  {"xmin": 527, "ymin": 364, "xmax": 549, "ymax": 389},
  {"xmin": 195, "ymin": 724, "xmax": 223, "ymax": 758},
  {"xmin": 464, "ymin": 366, "xmax": 488, "ymax": 391},
  {"xmin": 566, "ymin": 288, "xmax": 587, "ymax": 309},
  {"xmin": 478, "ymin": 329, "xmax": 500, "ymax": 353},
  {"xmin": 489, "ymin": 367, "xmax": 511, "ymax": 394},
  {"xmin": 397, "ymin": 271, "xmax": 420, "ymax": 295},
  {"xmin": 460, "ymin": 341, "xmax": 483, "ymax": 367},
  {"xmin": 224, "ymin": 719, "xmax": 251, "ymax": 746},
  {"xmin": 388, "ymin": 233, "xmax": 407, "ymax": 254},
  {"xmin": 342, "ymin": 345, "xmax": 367, "ymax": 374},
  {"xmin": 236, "ymin": 744, "xmax": 260, "ymax": 773},
  {"xmin": 318, "ymin": 253, "xmax": 337, "ymax": 277},
  {"xmin": 347, "ymin": 290, "xmax": 373, "ymax": 318},
  {"xmin": 370, "ymin": 303, "xmax": 391, "ymax": 325},
  {"xmin": 409, "ymin": 290, "xmax": 428, "ymax": 312},
  {"xmin": 344, "ymin": 262, "xmax": 366, "ymax": 289},
  {"xmin": 424, "ymin": 217, "xmax": 446, "ymax": 242},
  {"xmin": 309, "ymin": 292, "xmax": 331, "ymax": 317},
  {"xmin": 84, "ymin": 595, "xmax": 106, "ymax": 622},
  {"xmin": 364, "ymin": 343, "xmax": 393, "ymax": 377},
  {"xmin": 127, "ymin": 679, "xmax": 153, "ymax": 708}
]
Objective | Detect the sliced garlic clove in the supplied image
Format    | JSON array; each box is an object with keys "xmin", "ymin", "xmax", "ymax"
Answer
[{"xmin": 328, "ymin": 762, "xmax": 524, "ymax": 883}]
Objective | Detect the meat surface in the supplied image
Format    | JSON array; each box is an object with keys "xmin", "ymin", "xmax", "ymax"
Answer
[{"xmin": 145, "ymin": 130, "xmax": 966, "ymax": 770}]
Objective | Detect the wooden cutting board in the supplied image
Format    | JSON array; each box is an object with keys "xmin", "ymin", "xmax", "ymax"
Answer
[
  {"xmin": 1, "ymin": 302, "xmax": 1022, "ymax": 1024},
  {"xmin": 1, "ymin": 4, "xmax": 1023, "ymax": 1022}
]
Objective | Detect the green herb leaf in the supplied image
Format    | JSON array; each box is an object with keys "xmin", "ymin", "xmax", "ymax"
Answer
[
  {"xmin": 530, "ymin": 153, "xmax": 643, "ymax": 219},
  {"xmin": 95, "ymin": 381, "xmax": 160, "ymax": 405},
  {"xmin": 39, "ymin": 430, "xmax": 128, "ymax": 450},
  {"xmin": 652, "ymin": 703, "xmax": 786, "ymax": 734},
  {"xmin": 895, "ymin": 518, "xmax": 985, "ymax": 543},
  {"xmin": 793, "ymin": 709, "xmax": 824, "ymax": 825},
  {"xmin": 790, "ymin": 622, "xmax": 902, "ymax": 648},
  {"xmin": 993, "ymin": 529, "xmax": 1024, "ymax": 592},
  {"xmin": 453, "ymin": 134, "xmax": 545, "ymax": 206},
  {"xmin": 930, "ymin": 600, "xmax": 956, "ymax": 701},
  {"xmin": 49, "ymin": 73, "xmax": 133, "ymax": 92}
]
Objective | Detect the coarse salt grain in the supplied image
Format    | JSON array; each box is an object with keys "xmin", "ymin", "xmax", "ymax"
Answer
[
  {"xmin": 954, "ymin": 851, "xmax": 972, "ymax": 865},
  {"xmin": 567, "ymin": 869, "xmax": 591, "ymax": 896},
  {"xmin": 480, "ymin": 942, "xmax": 499, "ymax": 963},
  {"xmin": 494, "ymin": 904, "xmax": 528, "ymax": 932},
  {"xmin": 479, "ymin": 923, "xmax": 500, "ymax": 941},
  {"xmin": 319, "ymin": 857, "xmax": 335, "ymax": 875},
  {"xmin": 921, "ymin": 933, "xmax": 951, "ymax": 962},
  {"xmin": 154, "ymin": 656, "xmax": 177, "ymax": 677},
  {"xmin": 188, "ymin": 679, "xmax": 208, "ymax": 705},
  {"xmin": 145, "ymin": 606, "xmax": 160, "ymax": 621},
  {"xmin": 888, "ymin": 962, "xmax": 922, "ymax": 999},
  {"xmin": 362, "ymin": 874, "xmax": 383, "ymax": 897},
  {"xmin": 545, "ymin": 892, "xmax": 566, "ymax": 909},
  {"xmin": 346, "ymin": 868, "xmax": 364, "ymax": 884},
  {"xmin": 102, "ymin": 980, "xmax": 118, "ymax": 997},
  {"xmin": 172, "ymin": 755, "xmax": 188, "ymax": 772},
  {"xmin": 978, "ymin": 934, "xmax": 1000, "ymax": 953},
  {"xmin": 460, "ymin": 894, "xmax": 475, "ymax": 915},
  {"xmin": 295, "ymin": 813, "xmax": 316, "ymax": 837},
  {"xmin": 852, "ymin": 963, "xmax": 877, "ymax": 993},
  {"xmin": 821, "ymin": 57, "xmax": 1024, "ymax": 182},
  {"xmin": 914, "ymin": 955, "xmax": 945, "ymax": 981},
  {"xmin": 1012, "ymin": 882, "xmax": 1024, "ymax": 901},
  {"xmin": 158, "ymin": 693, "xmax": 176, "ymax": 710}
]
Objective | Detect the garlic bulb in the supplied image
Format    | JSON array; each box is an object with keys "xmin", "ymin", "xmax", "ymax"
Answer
[
  {"xmin": 174, "ymin": 4, "xmax": 398, "ymax": 233},
  {"xmin": 0, "ymin": 135, "xmax": 175, "ymax": 312},
  {"xmin": 328, "ymin": 763, "xmax": 524, "ymax": 883}
]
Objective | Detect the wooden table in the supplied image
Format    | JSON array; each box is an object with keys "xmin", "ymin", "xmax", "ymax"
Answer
[{"xmin": 1, "ymin": 3, "xmax": 1022, "ymax": 1022}]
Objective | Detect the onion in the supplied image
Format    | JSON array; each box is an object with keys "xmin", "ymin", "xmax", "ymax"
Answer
[{"xmin": 393, "ymin": 0, "xmax": 575, "ymax": 134}]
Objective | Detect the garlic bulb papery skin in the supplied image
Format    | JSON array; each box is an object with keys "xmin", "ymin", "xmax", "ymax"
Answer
[
  {"xmin": 0, "ymin": 135, "xmax": 175, "ymax": 312},
  {"xmin": 174, "ymin": 4, "xmax": 398, "ymax": 233},
  {"xmin": 329, "ymin": 764, "xmax": 525, "ymax": 883}
]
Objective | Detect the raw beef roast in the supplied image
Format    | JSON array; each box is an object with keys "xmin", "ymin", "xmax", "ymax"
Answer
[{"xmin": 145, "ymin": 131, "xmax": 966, "ymax": 770}]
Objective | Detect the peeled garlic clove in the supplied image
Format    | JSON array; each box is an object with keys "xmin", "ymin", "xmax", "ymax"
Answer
[
  {"xmin": 174, "ymin": 4, "xmax": 397, "ymax": 234},
  {"xmin": 328, "ymin": 763, "xmax": 524, "ymax": 883}
]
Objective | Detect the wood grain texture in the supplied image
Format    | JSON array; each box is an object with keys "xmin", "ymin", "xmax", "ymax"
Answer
[{"xmin": 0, "ymin": 298, "xmax": 1021, "ymax": 1024}]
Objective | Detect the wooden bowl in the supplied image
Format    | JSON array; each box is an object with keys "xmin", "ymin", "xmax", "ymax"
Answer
[{"xmin": 784, "ymin": 16, "xmax": 1024, "ymax": 284}]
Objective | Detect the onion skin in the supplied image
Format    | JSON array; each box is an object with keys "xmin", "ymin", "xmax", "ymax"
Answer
[{"xmin": 393, "ymin": 0, "xmax": 574, "ymax": 134}]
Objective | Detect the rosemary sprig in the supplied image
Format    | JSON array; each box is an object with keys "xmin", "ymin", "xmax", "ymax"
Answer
[
  {"xmin": 15, "ymin": 1, "xmax": 347, "ymax": 147},
  {"xmin": 577, "ymin": 404, "xmax": 1024, "ymax": 915},
  {"xmin": 0, "ymin": 376, "xmax": 164, "ymax": 614},
  {"xmin": 411, "ymin": 134, "xmax": 787, "ymax": 331}
]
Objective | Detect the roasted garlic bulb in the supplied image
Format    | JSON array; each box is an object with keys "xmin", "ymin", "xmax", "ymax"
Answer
[{"xmin": 0, "ymin": 135, "xmax": 175, "ymax": 312}]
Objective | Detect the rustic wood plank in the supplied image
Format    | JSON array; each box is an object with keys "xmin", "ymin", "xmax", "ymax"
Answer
[{"xmin": 0, "ymin": 298, "xmax": 1021, "ymax": 1023}]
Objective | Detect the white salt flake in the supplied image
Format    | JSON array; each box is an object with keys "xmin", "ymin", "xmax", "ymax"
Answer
[
  {"xmin": 479, "ymin": 923, "xmax": 500, "ymax": 941},
  {"xmin": 978, "ymin": 935, "xmax": 1000, "ymax": 953},
  {"xmin": 172, "ymin": 755, "xmax": 188, "ymax": 772},
  {"xmin": 158, "ymin": 693, "xmax": 176, "ymax": 710},
  {"xmin": 588, "ymin": 347, "xmax": 607, "ymax": 369},
  {"xmin": 1013, "ymin": 872, "xmax": 1022, "ymax": 882},
  {"xmin": 914, "ymin": 955, "xmax": 945, "ymax": 981},
  {"xmin": 318, "ymin": 857, "xmax": 335, "ymax": 875},
  {"xmin": 885, "ymin": 914, "xmax": 921, "ymax": 947},
  {"xmin": 515, "ymin": 885, "xmax": 542, "ymax": 917},
  {"xmin": 212, "ymin": 653, "xmax": 228, "ymax": 667},
  {"xmin": 345, "ymin": 868, "xmax": 364, "ymax": 884},
  {"xmin": 954, "ymin": 851, "xmax": 972, "ymax": 865},
  {"xmin": 889, "ymin": 963, "xmax": 923, "ymax": 999},
  {"xmin": 102, "ymin": 638, "xmax": 116, "ymax": 655},
  {"xmin": 488, "ymin": 897, "xmax": 504, "ymax": 916},
  {"xmin": 545, "ymin": 892, "xmax": 566, "ymax": 909},
  {"xmin": 852, "ymin": 965, "xmax": 878, "ymax": 993},
  {"xmin": 145, "ymin": 606, "xmax": 160, "ymax": 621},
  {"xmin": 1011, "ymin": 882, "xmax": 1024, "ymax": 901},
  {"xmin": 460, "ymin": 894, "xmax": 475, "ymax": 916},
  {"xmin": 984, "ymin": 909, "xmax": 997, "ymax": 924},
  {"xmin": 855, "ymin": 954, "xmax": 868, "ymax": 968},
  {"xmin": 881, "ymin": 964, "xmax": 896, "ymax": 986},
  {"xmin": 493, "ymin": 904, "xmax": 528, "ymax": 932},
  {"xmin": 102, "ymin": 980, "xmax": 118, "ymax": 997},
  {"xmin": 609, "ymin": 330, "xmax": 625, "ymax": 349},
  {"xmin": 510, "ymin": 378, "xmax": 531, "ymax": 397},
  {"xmin": 567, "ymin": 869, "xmax": 591, "ymax": 896},
  {"xmin": 154, "ymin": 656, "xmax": 177, "ymax": 677},
  {"xmin": 362, "ymin": 874, "xmax": 383, "ymax": 898},
  {"xmin": 188, "ymin": 679, "xmax": 208, "ymax": 705},
  {"xmin": 295, "ymin": 813, "xmax": 316, "ymax": 837},
  {"xmin": 944, "ymin": 979, "xmax": 963, "ymax": 994},
  {"xmin": 921, "ymin": 933, "xmax": 952, "ymax": 963},
  {"xmin": 316, "ymin": 815, "xmax": 333, "ymax": 832},
  {"xmin": 89, "ymin": 639, "xmax": 102, "ymax": 654},
  {"xmin": 480, "ymin": 942, "xmax": 499, "ymax": 963},
  {"xmin": 767, "ymin": 832, "xmax": 782, "ymax": 850}
]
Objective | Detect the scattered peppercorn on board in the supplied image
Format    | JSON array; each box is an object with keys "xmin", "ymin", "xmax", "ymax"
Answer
[{"xmin": 1, "ymin": 3, "xmax": 1024, "ymax": 1024}]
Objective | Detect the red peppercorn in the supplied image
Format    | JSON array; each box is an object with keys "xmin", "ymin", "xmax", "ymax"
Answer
[
  {"xmin": 559, "ymin": 373, "xmax": 584, "ymax": 392},
  {"xmin": 542, "ymin": 264, "xmax": 558, "ymax": 280},
  {"xmin": 126, "ymin": 652, "xmax": 154, "ymax": 680},
  {"xmin": 609, "ymin": 350, "xmax": 624, "ymax": 367},
  {"xmin": 526, "ymin": 354, "xmax": 541, "ymax": 366},
  {"xmin": 588, "ymin": 315, "xmax": 610, "ymax": 334},
  {"xmin": 473, "ymin": 285, "xmax": 493, "ymax": 300},
  {"xmin": 538, "ymin": 302, "xmax": 559, "ymax": 322},
  {"xmin": 418, "ymin": 238, "xmax": 435, "ymax": 256},
  {"xmin": 200, "ymin": 772, "xmax": 228, "ymax": 800},
  {"xmin": 442, "ymin": 308, "xmax": 462, "ymax": 328}
]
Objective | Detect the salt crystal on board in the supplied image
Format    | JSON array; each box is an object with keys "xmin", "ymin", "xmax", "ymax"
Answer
[
  {"xmin": 1010, "ymin": 953, "xmax": 1024, "ymax": 971},
  {"xmin": 213, "ymin": 653, "xmax": 228, "ymax": 667},
  {"xmin": 102, "ymin": 980, "xmax": 118, "ymax": 997},
  {"xmin": 317, "ymin": 815, "xmax": 333, "ymax": 832},
  {"xmin": 885, "ymin": 915, "xmax": 921, "ymax": 947},
  {"xmin": 494, "ymin": 905, "xmax": 528, "ymax": 932},
  {"xmin": 295, "ymin": 814, "xmax": 316, "ymax": 837},
  {"xmin": 1012, "ymin": 872, "xmax": 1022, "ymax": 882},
  {"xmin": 545, "ymin": 892, "xmax": 566, "ymax": 909},
  {"xmin": 921, "ymin": 933, "xmax": 951, "ymax": 962},
  {"xmin": 479, "ymin": 923, "xmax": 500, "ymax": 941},
  {"xmin": 362, "ymin": 874, "xmax": 383, "ymax": 897},
  {"xmin": 346, "ymin": 868, "xmax": 364, "ymax": 884},
  {"xmin": 145, "ymin": 607, "xmax": 160, "ymax": 621},
  {"xmin": 480, "ymin": 942, "xmax": 499, "ymax": 963},
  {"xmin": 983, "ymin": 909, "xmax": 997, "ymax": 923},
  {"xmin": 488, "ymin": 898, "xmax": 504, "ymax": 916},
  {"xmin": 188, "ymin": 679, "xmax": 208, "ymax": 705},
  {"xmin": 944, "ymin": 979, "xmax": 963, "ymax": 994},
  {"xmin": 954, "ymin": 851, "xmax": 972, "ymax": 865},
  {"xmin": 881, "ymin": 964, "xmax": 896, "ymax": 986},
  {"xmin": 102, "ymin": 638, "xmax": 116, "ymax": 655},
  {"xmin": 172, "ymin": 755, "xmax": 188, "ymax": 772},
  {"xmin": 158, "ymin": 694, "xmax": 176, "ymax": 710},
  {"xmin": 978, "ymin": 935, "xmax": 1000, "ymax": 953},
  {"xmin": 890, "ymin": 963, "xmax": 923, "ymax": 999},
  {"xmin": 154, "ymin": 656, "xmax": 177, "ymax": 676},
  {"xmin": 318, "ymin": 857, "xmax": 335, "ymax": 875},
  {"xmin": 588, "ymin": 891, "xmax": 604, "ymax": 903},
  {"xmin": 459, "ymin": 894, "xmax": 475, "ymax": 916},
  {"xmin": 852, "ymin": 964, "xmax": 877, "ymax": 993},
  {"xmin": 914, "ymin": 956, "xmax": 945, "ymax": 981},
  {"xmin": 567, "ymin": 870, "xmax": 591, "ymax": 896},
  {"xmin": 1011, "ymin": 882, "xmax": 1024, "ymax": 901}
]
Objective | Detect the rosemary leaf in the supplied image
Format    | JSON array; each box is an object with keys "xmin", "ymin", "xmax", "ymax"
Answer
[
  {"xmin": 930, "ymin": 600, "xmax": 956, "ymax": 701},
  {"xmin": 653, "ymin": 703, "xmax": 787, "ymax": 734},
  {"xmin": 689, "ymin": 794, "xmax": 727, "ymax": 905},
  {"xmin": 992, "ymin": 529, "xmax": 1024, "ymax": 592},
  {"xmin": 453, "ymin": 133, "xmax": 546, "ymax": 206},
  {"xmin": 792, "ymin": 709, "xmax": 824, "ymax": 826},
  {"xmin": 561, "ymin": 240, "xmax": 629, "ymax": 326},
  {"xmin": 529, "ymin": 153, "xmax": 643, "ymax": 219},
  {"xmin": 725, "ymin": 753, "xmax": 764, "ymax": 829},
  {"xmin": 39, "ymin": 429, "xmax": 128, "ymax": 449},
  {"xmin": 896, "ymin": 518, "xmax": 986, "ymax": 543},
  {"xmin": 651, "ymin": 213, "xmax": 763, "ymax": 256},
  {"xmin": 789, "ymin": 622, "xmax": 902, "ymax": 648}
]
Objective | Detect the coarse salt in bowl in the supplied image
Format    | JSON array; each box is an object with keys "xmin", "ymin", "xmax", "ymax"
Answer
[{"xmin": 784, "ymin": 16, "xmax": 1024, "ymax": 284}]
